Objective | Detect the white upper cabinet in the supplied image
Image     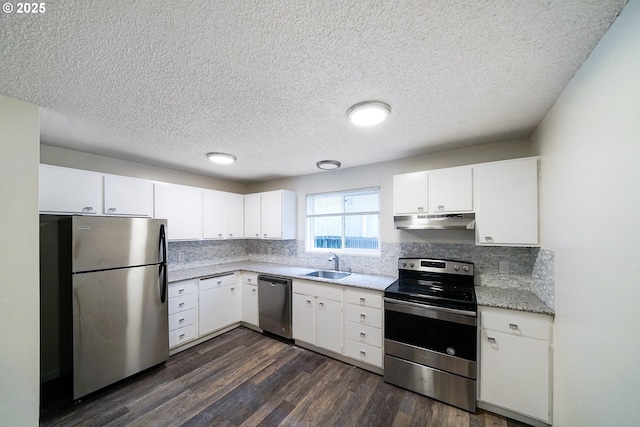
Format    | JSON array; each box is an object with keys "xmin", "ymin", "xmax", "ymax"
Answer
[
  {"xmin": 154, "ymin": 182, "xmax": 203, "ymax": 240},
  {"xmin": 244, "ymin": 190, "xmax": 296, "ymax": 239},
  {"xmin": 243, "ymin": 193, "xmax": 262, "ymax": 238},
  {"xmin": 103, "ymin": 174, "xmax": 153, "ymax": 217},
  {"xmin": 475, "ymin": 157, "xmax": 539, "ymax": 246},
  {"xmin": 39, "ymin": 164, "xmax": 103, "ymax": 214},
  {"xmin": 203, "ymin": 190, "xmax": 244, "ymax": 239},
  {"xmin": 393, "ymin": 171, "xmax": 428, "ymax": 215},
  {"xmin": 428, "ymin": 165, "xmax": 473, "ymax": 213}
]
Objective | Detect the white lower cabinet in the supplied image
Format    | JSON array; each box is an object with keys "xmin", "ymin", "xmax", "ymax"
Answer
[
  {"xmin": 292, "ymin": 280, "xmax": 343, "ymax": 354},
  {"xmin": 199, "ymin": 274, "xmax": 239, "ymax": 336},
  {"xmin": 168, "ymin": 279, "xmax": 199, "ymax": 348},
  {"xmin": 478, "ymin": 307, "xmax": 553, "ymax": 425},
  {"xmin": 343, "ymin": 289, "xmax": 384, "ymax": 368},
  {"xmin": 239, "ymin": 272, "xmax": 259, "ymax": 327}
]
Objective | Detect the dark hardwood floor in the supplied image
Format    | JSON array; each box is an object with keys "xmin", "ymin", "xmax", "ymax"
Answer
[{"xmin": 40, "ymin": 327, "xmax": 530, "ymax": 427}]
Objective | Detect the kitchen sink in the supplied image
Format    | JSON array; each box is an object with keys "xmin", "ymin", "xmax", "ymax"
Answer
[{"xmin": 303, "ymin": 270, "xmax": 351, "ymax": 280}]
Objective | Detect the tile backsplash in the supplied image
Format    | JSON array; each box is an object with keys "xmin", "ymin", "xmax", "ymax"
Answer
[{"xmin": 168, "ymin": 239, "xmax": 555, "ymax": 309}]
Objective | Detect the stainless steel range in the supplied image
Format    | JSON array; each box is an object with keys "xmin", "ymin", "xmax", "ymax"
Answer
[{"xmin": 383, "ymin": 258, "xmax": 477, "ymax": 412}]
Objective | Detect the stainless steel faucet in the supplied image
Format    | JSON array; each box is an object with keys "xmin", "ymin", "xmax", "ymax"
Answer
[{"xmin": 328, "ymin": 252, "xmax": 339, "ymax": 271}]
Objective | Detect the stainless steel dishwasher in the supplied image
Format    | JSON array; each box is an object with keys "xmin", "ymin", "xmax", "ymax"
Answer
[{"xmin": 258, "ymin": 275, "xmax": 292, "ymax": 339}]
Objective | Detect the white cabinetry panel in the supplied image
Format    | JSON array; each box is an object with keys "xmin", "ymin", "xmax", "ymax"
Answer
[
  {"xmin": 39, "ymin": 164, "xmax": 102, "ymax": 214},
  {"xmin": 428, "ymin": 165, "xmax": 473, "ymax": 213},
  {"xmin": 154, "ymin": 183, "xmax": 202, "ymax": 240},
  {"xmin": 393, "ymin": 171, "xmax": 428, "ymax": 215},
  {"xmin": 103, "ymin": 174, "xmax": 153, "ymax": 217}
]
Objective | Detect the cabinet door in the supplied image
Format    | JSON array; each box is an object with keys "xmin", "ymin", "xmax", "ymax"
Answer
[
  {"xmin": 315, "ymin": 298, "xmax": 343, "ymax": 354},
  {"xmin": 39, "ymin": 164, "xmax": 102, "ymax": 214},
  {"xmin": 292, "ymin": 293, "xmax": 315, "ymax": 344},
  {"xmin": 154, "ymin": 183, "xmax": 202, "ymax": 240},
  {"xmin": 226, "ymin": 192, "xmax": 245, "ymax": 238},
  {"xmin": 393, "ymin": 171, "xmax": 428, "ymax": 215},
  {"xmin": 103, "ymin": 174, "xmax": 153, "ymax": 217},
  {"xmin": 476, "ymin": 158, "xmax": 539, "ymax": 246},
  {"xmin": 241, "ymin": 284, "xmax": 258, "ymax": 326},
  {"xmin": 428, "ymin": 166, "xmax": 473, "ymax": 213},
  {"xmin": 244, "ymin": 193, "xmax": 261, "ymax": 238},
  {"xmin": 479, "ymin": 329, "xmax": 550, "ymax": 422},
  {"xmin": 261, "ymin": 190, "xmax": 283, "ymax": 238},
  {"xmin": 198, "ymin": 285, "xmax": 238, "ymax": 336},
  {"xmin": 203, "ymin": 189, "xmax": 226, "ymax": 239}
]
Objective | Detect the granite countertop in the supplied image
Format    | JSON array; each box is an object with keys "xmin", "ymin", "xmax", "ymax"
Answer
[
  {"xmin": 169, "ymin": 261, "xmax": 396, "ymax": 292},
  {"xmin": 169, "ymin": 261, "xmax": 554, "ymax": 314},
  {"xmin": 475, "ymin": 286, "xmax": 554, "ymax": 315}
]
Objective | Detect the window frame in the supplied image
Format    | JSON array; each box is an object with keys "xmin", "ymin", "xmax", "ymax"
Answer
[{"xmin": 305, "ymin": 187, "xmax": 381, "ymax": 256}]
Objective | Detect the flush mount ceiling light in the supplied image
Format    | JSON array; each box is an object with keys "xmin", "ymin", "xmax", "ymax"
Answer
[
  {"xmin": 347, "ymin": 101, "xmax": 391, "ymax": 126},
  {"xmin": 206, "ymin": 152, "xmax": 236, "ymax": 165},
  {"xmin": 316, "ymin": 160, "xmax": 341, "ymax": 170}
]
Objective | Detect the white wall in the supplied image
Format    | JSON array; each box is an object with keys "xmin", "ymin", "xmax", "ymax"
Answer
[
  {"xmin": 0, "ymin": 96, "xmax": 40, "ymax": 425},
  {"xmin": 41, "ymin": 144, "xmax": 248, "ymax": 193},
  {"xmin": 531, "ymin": 0, "xmax": 640, "ymax": 425},
  {"xmin": 247, "ymin": 138, "xmax": 533, "ymax": 244}
]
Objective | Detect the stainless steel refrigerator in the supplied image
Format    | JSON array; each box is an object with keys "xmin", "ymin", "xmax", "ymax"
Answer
[{"xmin": 40, "ymin": 215, "xmax": 169, "ymax": 400}]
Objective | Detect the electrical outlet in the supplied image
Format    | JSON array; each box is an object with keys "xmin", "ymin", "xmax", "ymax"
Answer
[
  {"xmin": 284, "ymin": 249, "xmax": 290, "ymax": 257},
  {"xmin": 267, "ymin": 247, "xmax": 272, "ymax": 256},
  {"xmin": 499, "ymin": 260, "xmax": 509, "ymax": 274},
  {"xmin": 178, "ymin": 251, "xmax": 185, "ymax": 262}
]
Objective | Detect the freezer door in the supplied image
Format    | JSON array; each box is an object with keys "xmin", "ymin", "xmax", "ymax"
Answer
[
  {"xmin": 70, "ymin": 216, "xmax": 167, "ymax": 272},
  {"xmin": 72, "ymin": 264, "xmax": 169, "ymax": 399}
]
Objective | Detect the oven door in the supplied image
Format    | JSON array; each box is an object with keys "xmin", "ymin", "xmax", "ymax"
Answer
[{"xmin": 384, "ymin": 297, "xmax": 477, "ymax": 378}]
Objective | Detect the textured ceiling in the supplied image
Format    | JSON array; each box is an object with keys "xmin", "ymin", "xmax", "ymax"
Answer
[{"xmin": 0, "ymin": 0, "xmax": 628, "ymax": 183}]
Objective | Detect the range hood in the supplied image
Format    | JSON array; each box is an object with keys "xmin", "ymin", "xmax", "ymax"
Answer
[{"xmin": 394, "ymin": 213, "xmax": 475, "ymax": 230}]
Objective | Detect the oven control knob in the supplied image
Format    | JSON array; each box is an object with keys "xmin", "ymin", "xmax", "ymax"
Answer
[
  {"xmin": 409, "ymin": 262, "xmax": 415, "ymax": 268},
  {"xmin": 401, "ymin": 261, "xmax": 407, "ymax": 267},
  {"xmin": 463, "ymin": 266, "xmax": 470, "ymax": 272},
  {"xmin": 453, "ymin": 265, "xmax": 460, "ymax": 271}
]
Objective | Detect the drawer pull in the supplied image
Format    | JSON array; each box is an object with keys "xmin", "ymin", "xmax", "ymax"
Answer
[
  {"xmin": 179, "ymin": 334, "xmax": 185, "ymax": 339},
  {"xmin": 218, "ymin": 233, "xmax": 223, "ymax": 237},
  {"xmin": 252, "ymin": 288, "xmax": 256, "ymax": 294},
  {"xmin": 319, "ymin": 301, "xmax": 324, "ymax": 307},
  {"xmin": 360, "ymin": 297, "xmax": 365, "ymax": 304},
  {"xmin": 484, "ymin": 236, "xmax": 494, "ymax": 243},
  {"xmin": 217, "ymin": 280, "xmax": 222, "ymax": 285},
  {"xmin": 107, "ymin": 208, "xmax": 117, "ymax": 213},
  {"xmin": 179, "ymin": 318, "xmax": 185, "ymax": 323},
  {"xmin": 360, "ymin": 332, "xmax": 366, "ymax": 339},
  {"xmin": 360, "ymin": 350, "xmax": 366, "ymax": 357},
  {"xmin": 438, "ymin": 205, "xmax": 444, "ymax": 211},
  {"xmin": 82, "ymin": 206, "xmax": 94, "ymax": 212},
  {"xmin": 178, "ymin": 289, "xmax": 185, "ymax": 294},
  {"xmin": 306, "ymin": 299, "xmax": 311, "ymax": 305},
  {"xmin": 509, "ymin": 323, "xmax": 519, "ymax": 330},
  {"xmin": 488, "ymin": 337, "xmax": 496, "ymax": 344},
  {"xmin": 229, "ymin": 233, "xmax": 233, "ymax": 237},
  {"xmin": 179, "ymin": 302, "xmax": 185, "ymax": 307},
  {"xmin": 247, "ymin": 278, "xmax": 252, "ymax": 283},
  {"xmin": 417, "ymin": 207, "xmax": 424, "ymax": 212},
  {"xmin": 360, "ymin": 313, "xmax": 366, "ymax": 321},
  {"xmin": 255, "ymin": 233, "xmax": 259, "ymax": 237},
  {"xmin": 230, "ymin": 287, "xmax": 235, "ymax": 292}
]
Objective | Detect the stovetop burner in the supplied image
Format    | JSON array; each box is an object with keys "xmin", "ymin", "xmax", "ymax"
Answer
[{"xmin": 384, "ymin": 258, "xmax": 477, "ymax": 312}]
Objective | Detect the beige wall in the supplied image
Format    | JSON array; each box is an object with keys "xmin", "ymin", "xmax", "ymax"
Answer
[
  {"xmin": 41, "ymin": 144, "xmax": 248, "ymax": 193},
  {"xmin": 531, "ymin": 0, "xmax": 640, "ymax": 425},
  {"xmin": 247, "ymin": 138, "xmax": 534, "ymax": 243},
  {"xmin": 0, "ymin": 96, "xmax": 40, "ymax": 425}
]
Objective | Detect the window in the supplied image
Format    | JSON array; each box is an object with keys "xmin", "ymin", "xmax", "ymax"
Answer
[{"xmin": 306, "ymin": 188, "xmax": 380, "ymax": 253}]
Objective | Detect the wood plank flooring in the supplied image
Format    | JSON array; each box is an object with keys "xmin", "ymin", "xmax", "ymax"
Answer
[{"xmin": 40, "ymin": 327, "xmax": 530, "ymax": 427}]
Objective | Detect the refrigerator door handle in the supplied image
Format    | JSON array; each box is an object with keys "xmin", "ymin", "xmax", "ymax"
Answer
[{"xmin": 159, "ymin": 224, "xmax": 168, "ymax": 303}]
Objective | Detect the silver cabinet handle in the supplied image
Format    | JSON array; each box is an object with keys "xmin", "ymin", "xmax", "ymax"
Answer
[
  {"xmin": 179, "ymin": 318, "xmax": 185, "ymax": 323},
  {"xmin": 360, "ymin": 313, "xmax": 366, "ymax": 320},
  {"xmin": 319, "ymin": 301, "xmax": 324, "ymax": 307},
  {"xmin": 107, "ymin": 208, "xmax": 117, "ymax": 213},
  {"xmin": 178, "ymin": 288, "xmax": 185, "ymax": 294},
  {"xmin": 218, "ymin": 233, "xmax": 223, "ymax": 237},
  {"xmin": 179, "ymin": 334, "xmax": 185, "ymax": 339},
  {"xmin": 360, "ymin": 350, "xmax": 366, "ymax": 357},
  {"xmin": 263, "ymin": 233, "xmax": 267, "ymax": 237},
  {"xmin": 229, "ymin": 233, "xmax": 233, "ymax": 237},
  {"xmin": 217, "ymin": 280, "xmax": 222, "ymax": 285},
  {"xmin": 417, "ymin": 206, "xmax": 424, "ymax": 212},
  {"xmin": 360, "ymin": 332, "xmax": 366, "ymax": 339},
  {"xmin": 179, "ymin": 302, "xmax": 185, "ymax": 307},
  {"xmin": 255, "ymin": 233, "xmax": 259, "ymax": 237},
  {"xmin": 230, "ymin": 287, "xmax": 235, "ymax": 292},
  {"xmin": 484, "ymin": 236, "xmax": 494, "ymax": 242},
  {"xmin": 438, "ymin": 205, "xmax": 444, "ymax": 211},
  {"xmin": 509, "ymin": 323, "xmax": 519, "ymax": 330},
  {"xmin": 488, "ymin": 337, "xmax": 496, "ymax": 344},
  {"xmin": 360, "ymin": 297, "xmax": 365, "ymax": 304},
  {"xmin": 306, "ymin": 299, "xmax": 311, "ymax": 304},
  {"xmin": 252, "ymin": 288, "xmax": 256, "ymax": 294},
  {"xmin": 82, "ymin": 206, "xmax": 93, "ymax": 212}
]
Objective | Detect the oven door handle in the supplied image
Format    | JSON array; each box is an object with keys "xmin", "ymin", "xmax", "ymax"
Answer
[{"xmin": 384, "ymin": 297, "xmax": 476, "ymax": 326}]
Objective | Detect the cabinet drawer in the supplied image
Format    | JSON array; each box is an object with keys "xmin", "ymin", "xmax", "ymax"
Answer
[
  {"xmin": 169, "ymin": 308, "xmax": 196, "ymax": 331},
  {"xmin": 344, "ymin": 339, "xmax": 383, "ymax": 368},
  {"xmin": 168, "ymin": 293, "xmax": 197, "ymax": 315},
  {"xmin": 345, "ymin": 288, "xmax": 382, "ymax": 309},
  {"xmin": 240, "ymin": 272, "xmax": 259, "ymax": 285},
  {"xmin": 480, "ymin": 307, "xmax": 551, "ymax": 341},
  {"xmin": 169, "ymin": 324, "xmax": 197, "ymax": 348},
  {"xmin": 345, "ymin": 304, "xmax": 382, "ymax": 328},
  {"xmin": 345, "ymin": 321, "xmax": 382, "ymax": 347},
  {"xmin": 293, "ymin": 280, "xmax": 343, "ymax": 301},
  {"xmin": 200, "ymin": 274, "xmax": 236, "ymax": 291},
  {"xmin": 168, "ymin": 280, "xmax": 197, "ymax": 299}
]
